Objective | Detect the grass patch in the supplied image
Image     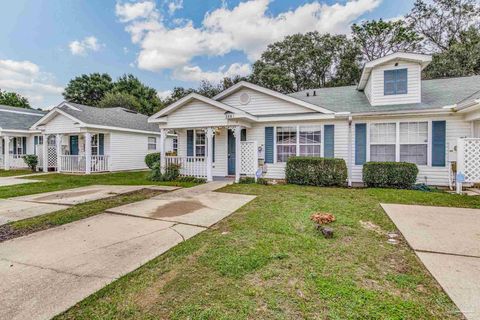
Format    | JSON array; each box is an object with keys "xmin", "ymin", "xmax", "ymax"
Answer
[
  {"xmin": 0, "ymin": 171, "xmax": 198, "ymax": 199},
  {"xmin": 56, "ymin": 185, "xmax": 474, "ymax": 319},
  {"xmin": 0, "ymin": 169, "xmax": 32, "ymax": 177},
  {"xmin": 0, "ymin": 188, "xmax": 165, "ymax": 242}
]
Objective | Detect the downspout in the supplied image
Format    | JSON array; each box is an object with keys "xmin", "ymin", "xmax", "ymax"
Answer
[{"xmin": 347, "ymin": 115, "xmax": 353, "ymax": 187}]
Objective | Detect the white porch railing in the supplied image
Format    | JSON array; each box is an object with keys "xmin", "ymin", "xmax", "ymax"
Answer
[
  {"xmin": 9, "ymin": 155, "xmax": 28, "ymax": 168},
  {"xmin": 456, "ymin": 138, "xmax": 480, "ymax": 193},
  {"xmin": 165, "ymin": 156, "xmax": 206, "ymax": 178},
  {"xmin": 58, "ymin": 155, "xmax": 109, "ymax": 173},
  {"xmin": 91, "ymin": 155, "xmax": 109, "ymax": 173},
  {"xmin": 60, "ymin": 155, "xmax": 86, "ymax": 173}
]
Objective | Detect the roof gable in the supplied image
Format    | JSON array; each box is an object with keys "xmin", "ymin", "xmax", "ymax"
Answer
[
  {"xmin": 213, "ymin": 81, "xmax": 334, "ymax": 114},
  {"xmin": 149, "ymin": 93, "xmax": 255, "ymax": 123}
]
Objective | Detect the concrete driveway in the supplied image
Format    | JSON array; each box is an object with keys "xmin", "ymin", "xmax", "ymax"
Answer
[
  {"xmin": 382, "ymin": 204, "xmax": 480, "ymax": 320},
  {"xmin": 0, "ymin": 182, "xmax": 255, "ymax": 320}
]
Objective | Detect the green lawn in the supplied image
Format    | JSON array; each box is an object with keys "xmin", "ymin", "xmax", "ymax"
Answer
[
  {"xmin": 0, "ymin": 188, "xmax": 165, "ymax": 242},
  {"xmin": 0, "ymin": 171, "xmax": 197, "ymax": 199},
  {"xmin": 0, "ymin": 169, "xmax": 32, "ymax": 177},
  {"xmin": 56, "ymin": 184, "xmax": 478, "ymax": 320}
]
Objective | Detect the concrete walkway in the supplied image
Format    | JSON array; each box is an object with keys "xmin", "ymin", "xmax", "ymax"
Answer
[
  {"xmin": 382, "ymin": 204, "xmax": 480, "ymax": 320},
  {"xmin": 0, "ymin": 185, "xmax": 179, "ymax": 225},
  {"xmin": 0, "ymin": 181, "xmax": 255, "ymax": 320}
]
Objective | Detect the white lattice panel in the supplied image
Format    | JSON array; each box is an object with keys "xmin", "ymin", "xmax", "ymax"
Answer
[
  {"xmin": 48, "ymin": 146, "xmax": 57, "ymax": 168},
  {"xmin": 240, "ymin": 141, "xmax": 258, "ymax": 175},
  {"xmin": 463, "ymin": 139, "xmax": 480, "ymax": 183}
]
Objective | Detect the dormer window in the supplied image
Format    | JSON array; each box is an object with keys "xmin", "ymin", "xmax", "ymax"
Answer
[{"xmin": 384, "ymin": 69, "xmax": 408, "ymax": 95}]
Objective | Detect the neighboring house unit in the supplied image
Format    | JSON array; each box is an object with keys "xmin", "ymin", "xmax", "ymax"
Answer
[
  {"xmin": 149, "ymin": 52, "xmax": 480, "ymax": 187},
  {"xmin": 30, "ymin": 102, "xmax": 174, "ymax": 173},
  {"xmin": 0, "ymin": 105, "xmax": 46, "ymax": 170}
]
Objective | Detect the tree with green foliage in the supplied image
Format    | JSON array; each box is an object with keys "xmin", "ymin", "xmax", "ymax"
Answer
[
  {"xmin": 63, "ymin": 73, "xmax": 113, "ymax": 106},
  {"xmin": 351, "ymin": 19, "xmax": 423, "ymax": 62},
  {"xmin": 407, "ymin": 0, "xmax": 480, "ymax": 52},
  {"xmin": 251, "ymin": 32, "xmax": 361, "ymax": 93},
  {"xmin": 0, "ymin": 90, "xmax": 31, "ymax": 108},
  {"xmin": 97, "ymin": 92, "xmax": 142, "ymax": 111},
  {"xmin": 424, "ymin": 26, "xmax": 480, "ymax": 78},
  {"xmin": 112, "ymin": 74, "xmax": 163, "ymax": 115}
]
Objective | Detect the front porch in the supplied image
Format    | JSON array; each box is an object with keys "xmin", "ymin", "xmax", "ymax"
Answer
[
  {"xmin": 37, "ymin": 132, "xmax": 110, "ymax": 174},
  {"xmin": 158, "ymin": 126, "xmax": 259, "ymax": 182},
  {"xmin": 1, "ymin": 135, "xmax": 30, "ymax": 170}
]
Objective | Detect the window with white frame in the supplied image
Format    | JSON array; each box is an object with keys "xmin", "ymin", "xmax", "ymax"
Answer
[
  {"xmin": 299, "ymin": 126, "xmax": 322, "ymax": 156},
  {"xmin": 91, "ymin": 134, "xmax": 99, "ymax": 156},
  {"xmin": 195, "ymin": 131, "xmax": 206, "ymax": 157},
  {"xmin": 370, "ymin": 123, "xmax": 396, "ymax": 162},
  {"xmin": 172, "ymin": 138, "xmax": 178, "ymax": 153},
  {"xmin": 276, "ymin": 126, "xmax": 297, "ymax": 162},
  {"xmin": 148, "ymin": 137, "xmax": 157, "ymax": 150},
  {"xmin": 400, "ymin": 122, "xmax": 428, "ymax": 165}
]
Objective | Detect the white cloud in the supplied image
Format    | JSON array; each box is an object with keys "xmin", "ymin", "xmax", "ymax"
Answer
[
  {"xmin": 157, "ymin": 89, "xmax": 172, "ymax": 99},
  {"xmin": 0, "ymin": 59, "xmax": 63, "ymax": 109},
  {"xmin": 69, "ymin": 36, "xmax": 103, "ymax": 56},
  {"xmin": 173, "ymin": 63, "xmax": 252, "ymax": 83},
  {"xmin": 167, "ymin": 0, "xmax": 183, "ymax": 15},
  {"xmin": 117, "ymin": 0, "xmax": 380, "ymax": 82},
  {"xmin": 115, "ymin": 0, "xmax": 159, "ymax": 22}
]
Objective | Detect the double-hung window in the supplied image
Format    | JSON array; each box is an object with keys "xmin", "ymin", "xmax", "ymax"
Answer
[
  {"xmin": 91, "ymin": 134, "xmax": 99, "ymax": 156},
  {"xmin": 400, "ymin": 122, "xmax": 428, "ymax": 165},
  {"xmin": 370, "ymin": 123, "xmax": 396, "ymax": 162},
  {"xmin": 276, "ymin": 126, "xmax": 297, "ymax": 162},
  {"xmin": 384, "ymin": 69, "xmax": 408, "ymax": 95},
  {"xmin": 195, "ymin": 131, "xmax": 206, "ymax": 157},
  {"xmin": 299, "ymin": 126, "xmax": 322, "ymax": 156},
  {"xmin": 172, "ymin": 138, "xmax": 178, "ymax": 154},
  {"xmin": 148, "ymin": 137, "xmax": 157, "ymax": 150}
]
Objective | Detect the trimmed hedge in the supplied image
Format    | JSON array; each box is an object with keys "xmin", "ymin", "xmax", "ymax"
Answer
[
  {"xmin": 285, "ymin": 157, "xmax": 347, "ymax": 187},
  {"xmin": 145, "ymin": 153, "xmax": 160, "ymax": 169},
  {"xmin": 363, "ymin": 162, "xmax": 418, "ymax": 189}
]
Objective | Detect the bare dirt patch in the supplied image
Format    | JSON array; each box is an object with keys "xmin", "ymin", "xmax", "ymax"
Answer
[{"xmin": 151, "ymin": 200, "xmax": 205, "ymax": 218}]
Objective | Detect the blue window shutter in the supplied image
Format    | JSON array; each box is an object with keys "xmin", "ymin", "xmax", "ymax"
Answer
[
  {"xmin": 265, "ymin": 127, "xmax": 274, "ymax": 164},
  {"xmin": 187, "ymin": 130, "xmax": 194, "ymax": 156},
  {"xmin": 355, "ymin": 124, "xmax": 367, "ymax": 165},
  {"xmin": 98, "ymin": 134, "xmax": 104, "ymax": 156},
  {"xmin": 432, "ymin": 121, "xmax": 446, "ymax": 167},
  {"xmin": 212, "ymin": 136, "xmax": 215, "ymax": 163},
  {"xmin": 22, "ymin": 137, "xmax": 27, "ymax": 154},
  {"xmin": 324, "ymin": 125, "xmax": 334, "ymax": 158},
  {"xmin": 70, "ymin": 136, "xmax": 79, "ymax": 155}
]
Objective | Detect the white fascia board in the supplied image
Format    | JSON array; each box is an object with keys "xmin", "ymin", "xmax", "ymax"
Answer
[
  {"xmin": 213, "ymin": 81, "xmax": 335, "ymax": 114},
  {"xmin": 148, "ymin": 93, "xmax": 248, "ymax": 121},
  {"xmin": 0, "ymin": 109, "xmax": 45, "ymax": 117},
  {"xmin": 81, "ymin": 125, "xmax": 161, "ymax": 136},
  {"xmin": 149, "ymin": 116, "xmax": 168, "ymax": 123},
  {"xmin": 255, "ymin": 113, "xmax": 336, "ymax": 122},
  {"xmin": 349, "ymin": 108, "xmax": 452, "ymax": 118},
  {"xmin": 30, "ymin": 108, "xmax": 86, "ymax": 129}
]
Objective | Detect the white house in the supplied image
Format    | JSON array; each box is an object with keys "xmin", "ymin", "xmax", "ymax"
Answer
[
  {"xmin": 29, "ymin": 102, "xmax": 176, "ymax": 174},
  {"xmin": 0, "ymin": 105, "xmax": 45, "ymax": 170},
  {"xmin": 148, "ymin": 52, "xmax": 480, "ymax": 187}
]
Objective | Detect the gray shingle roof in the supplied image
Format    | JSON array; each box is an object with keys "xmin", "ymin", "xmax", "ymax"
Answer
[
  {"xmin": 289, "ymin": 75, "xmax": 480, "ymax": 113},
  {"xmin": 0, "ymin": 105, "xmax": 45, "ymax": 130},
  {"xmin": 59, "ymin": 102, "xmax": 160, "ymax": 133}
]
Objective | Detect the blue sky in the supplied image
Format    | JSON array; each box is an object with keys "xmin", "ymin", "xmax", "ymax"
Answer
[{"xmin": 0, "ymin": 0, "xmax": 415, "ymax": 109}]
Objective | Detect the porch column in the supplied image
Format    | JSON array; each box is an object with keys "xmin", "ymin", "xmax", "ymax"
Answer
[
  {"xmin": 56, "ymin": 134, "xmax": 63, "ymax": 172},
  {"xmin": 42, "ymin": 135, "xmax": 48, "ymax": 172},
  {"xmin": 234, "ymin": 125, "xmax": 242, "ymax": 183},
  {"xmin": 159, "ymin": 129, "xmax": 167, "ymax": 174},
  {"xmin": 3, "ymin": 136, "xmax": 11, "ymax": 170},
  {"xmin": 85, "ymin": 132, "xmax": 92, "ymax": 174},
  {"xmin": 206, "ymin": 127, "xmax": 214, "ymax": 182}
]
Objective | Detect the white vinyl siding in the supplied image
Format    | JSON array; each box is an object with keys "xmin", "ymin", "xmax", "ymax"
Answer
[
  {"xmin": 368, "ymin": 61, "xmax": 421, "ymax": 106},
  {"xmin": 44, "ymin": 114, "xmax": 81, "ymax": 134},
  {"xmin": 219, "ymin": 88, "xmax": 314, "ymax": 115},
  {"xmin": 164, "ymin": 100, "xmax": 229, "ymax": 128},
  {"xmin": 109, "ymin": 131, "xmax": 159, "ymax": 171}
]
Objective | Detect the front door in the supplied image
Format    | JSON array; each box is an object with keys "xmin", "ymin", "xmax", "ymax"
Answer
[{"xmin": 227, "ymin": 129, "xmax": 247, "ymax": 175}]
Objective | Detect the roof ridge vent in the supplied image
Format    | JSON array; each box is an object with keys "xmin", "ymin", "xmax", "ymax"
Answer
[{"xmin": 122, "ymin": 108, "xmax": 138, "ymax": 114}]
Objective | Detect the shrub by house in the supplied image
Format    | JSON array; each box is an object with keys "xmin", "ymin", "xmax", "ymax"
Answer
[
  {"xmin": 363, "ymin": 162, "xmax": 418, "ymax": 189},
  {"xmin": 286, "ymin": 157, "xmax": 347, "ymax": 187}
]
